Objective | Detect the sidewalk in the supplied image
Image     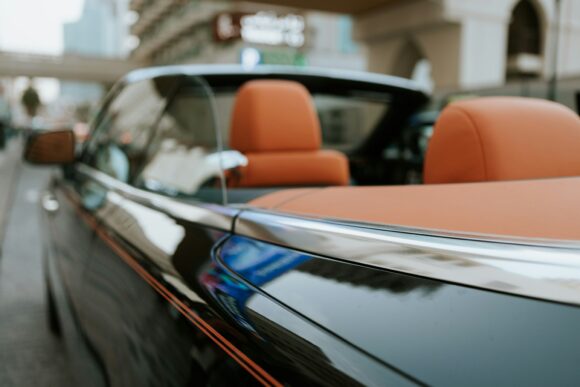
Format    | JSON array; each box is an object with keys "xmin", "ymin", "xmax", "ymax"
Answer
[{"xmin": 0, "ymin": 138, "xmax": 75, "ymax": 386}]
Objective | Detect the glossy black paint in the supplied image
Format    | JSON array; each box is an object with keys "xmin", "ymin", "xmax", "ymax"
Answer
[
  {"xmin": 45, "ymin": 162, "xmax": 580, "ymax": 387},
  {"xmin": 73, "ymin": 175, "xmax": 417, "ymax": 386},
  {"xmin": 39, "ymin": 67, "xmax": 580, "ymax": 387},
  {"xmin": 44, "ymin": 165, "xmax": 580, "ymax": 386},
  {"xmin": 220, "ymin": 236, "xmax": 580, "ymax": 386}
]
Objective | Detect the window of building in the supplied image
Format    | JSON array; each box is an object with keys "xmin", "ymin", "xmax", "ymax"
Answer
[
  {"xmin": 508, "ymin": 0, "xmax": 542, "ymax": 56},
  {"xmin": 506, "ymin": 0, "xmax": 543, "ymax": 78}
]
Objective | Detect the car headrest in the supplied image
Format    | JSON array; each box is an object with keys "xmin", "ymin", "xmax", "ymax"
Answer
[
  {"xmin": 424, "ymin": 97, "xmax": 580, "ymax": 184},
  {"xmin": 230, "ymin": 80, "xmax": 321, "ymax": 153}
]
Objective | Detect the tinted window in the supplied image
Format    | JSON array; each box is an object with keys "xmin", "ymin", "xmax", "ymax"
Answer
[
  {"xmin": 314, "ymin": 94, "xmax": 388, "ymax": 152},
  {"xmin": 84, "ymin": 77, "xmax": 180, "ymax": 182},
  {"xmin": 204, "ymin": 91, "xmax": 390, "ymax": 154},
  {"xmin": 134, "ymin": 76, "xmax": 224, "ymax": 203}
]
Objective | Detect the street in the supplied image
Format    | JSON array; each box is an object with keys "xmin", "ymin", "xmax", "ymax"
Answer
[{"xmin": 0, "ymin": 138, "xmax": 74, "ymax": 386}]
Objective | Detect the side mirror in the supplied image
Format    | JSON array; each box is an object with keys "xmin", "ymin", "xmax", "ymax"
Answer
[{"xmin": 24, "ymin": 129, "xmax": 76, "ymax": 165}]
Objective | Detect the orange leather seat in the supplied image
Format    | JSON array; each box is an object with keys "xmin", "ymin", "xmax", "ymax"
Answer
[
  {"xmin": 229, "ymin": 80, "xmax": 349, "ymax": 187},
  {"xmin": 424, "ymin": 97, "xmax": 580, "ymax": 184}
]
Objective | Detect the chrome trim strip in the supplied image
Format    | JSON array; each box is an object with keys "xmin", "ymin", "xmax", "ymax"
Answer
[
  {"xmin": 122, "ymin": 64, "xmax": 427, "ymax": 95},
  {"xmin": 319, "ymin": 216, "xmax": 580, "ymax": 249},
  {"xmin": 76, "ymin": 164, "xmax": 237, "ymax": 231},
  {"xmin": 236, "ymin": 209, "xmax": 580, "ymax": 306}
]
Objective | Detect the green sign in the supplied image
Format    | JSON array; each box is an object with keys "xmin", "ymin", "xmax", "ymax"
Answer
[{"xmin": 261, "ymin": 50, "xmax": 307, "ymax": 66}]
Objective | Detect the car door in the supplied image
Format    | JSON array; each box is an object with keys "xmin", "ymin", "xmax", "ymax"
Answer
[
  {"xmin": 49, "ymin": 75, "xmax": 179, "ymax": 384},
  {"xmin": 72, "ymin": 74, "xmax": 416, "ymax": 387},
  {"xmin": 76, "ymin": 75, "xmax": 267, "ymax": 386}
]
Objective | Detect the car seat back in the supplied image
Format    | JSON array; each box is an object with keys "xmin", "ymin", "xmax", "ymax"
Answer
[
  {"xmin": 424, "ymin": 97, "xmax": 580, "ymax": 184},
  {"xmin": 229, "ymin": 80, "xmax": 349, "ymax": 187}
]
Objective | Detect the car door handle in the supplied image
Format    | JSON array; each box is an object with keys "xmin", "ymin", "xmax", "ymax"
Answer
[{"xmin": 41, "ymin": 193, "xmax": 60, "ymax": 213}]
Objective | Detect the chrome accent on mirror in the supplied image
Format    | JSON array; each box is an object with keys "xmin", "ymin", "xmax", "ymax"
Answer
[
  {"xmin": 76, "ymin": 164, "xmax": 237, "ymax": 231},
  {"xmin": 236, "ymin": 209, "xmax": 580, "ymax": 306}
]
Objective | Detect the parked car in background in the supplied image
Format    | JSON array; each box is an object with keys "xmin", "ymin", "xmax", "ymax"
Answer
[{"xmin": 25, "ymin": 65, "xmax": 580, "ymax": 386}]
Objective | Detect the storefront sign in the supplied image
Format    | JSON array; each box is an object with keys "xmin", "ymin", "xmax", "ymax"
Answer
[{"xmin": 214, "ymin": 11, "xmax": 305, "ymax": 48}]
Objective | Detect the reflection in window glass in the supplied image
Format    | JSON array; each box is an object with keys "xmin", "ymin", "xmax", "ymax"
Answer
[
  {"xmin": 136, "ymin": 79, "xmax": 223, "ymax": 201},
  {"xmin": 86, "ymin": 77, "xmax": 179, "ymax": 182},
  {"xmin": 208, "ymin": 92, "xmax": 390, "ymax": 153}
]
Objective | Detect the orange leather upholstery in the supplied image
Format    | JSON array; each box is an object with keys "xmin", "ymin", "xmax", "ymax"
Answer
[
  {"xmin": 250, "ymin": 177, "xmax": 580, "ymax": 240},
  {"xmin": 235, "ymin": 151, "xmax": 349, "ymax": 187},
  {"xmin": 229, "ymin": 80, "xmax": 349, "ymax": 187},
  {"xmin": 424, "ymin": 97, "xmax": 580, "ymax": 184}
]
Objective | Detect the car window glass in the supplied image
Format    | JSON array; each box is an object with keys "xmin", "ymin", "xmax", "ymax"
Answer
[
  {"xmin": 85, "ymin": 77, "xmax": 180, "ymax": 182},
  {"xmin": 314, "ymin": 94, "xmax": 388, "ymax": 152},
  {"xmin": 134, "ymin": 76, "xmax": 226, "ymax": 204},
  {"xmin": 382, "ymin": 112, "xmax": 435, "ymax": 184},
  {"xmin": 206, "ymin": 91, "xmax": 390, "ymax": 154}
]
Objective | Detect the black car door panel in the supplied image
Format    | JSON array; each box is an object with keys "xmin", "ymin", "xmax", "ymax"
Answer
[
  {"xmin": 218, "ymin": 234, "xmax": 580, "ymax": 387},
  {"xmin": 77, "ymin": 184, "xmax": 272, "ymax": 386}
]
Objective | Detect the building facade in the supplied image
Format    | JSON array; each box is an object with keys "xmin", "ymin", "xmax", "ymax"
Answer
[
  {"xmin": 129, "ymin": 0, "xmax": 580, "ymax": 108},
  {"xmin": 61, "ymin": 0, "xmax": 130, "ymax": 105},
  {"xmin": 128, "ymin": 0, "xmax": 365, "ymax": 71},
  {"xmin": 356, "ymin": 0, "xmax": 580, "ymax": 90}
]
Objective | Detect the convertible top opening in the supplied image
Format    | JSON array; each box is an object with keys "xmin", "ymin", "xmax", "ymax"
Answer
[{"xmin": 247, "ymin": 96, "xmax": 580, "ymax": 241}]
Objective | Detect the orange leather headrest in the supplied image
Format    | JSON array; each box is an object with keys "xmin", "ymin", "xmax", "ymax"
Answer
[
  {"xmin": 424, "ymin": 97, "xmax": 580, "ymax": 184},
  {"xmin": 230, "ymin": 80, "xmax": 321, "ymax": 152}
]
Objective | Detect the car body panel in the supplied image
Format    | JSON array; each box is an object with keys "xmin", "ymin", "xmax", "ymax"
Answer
[
  {"xmin": 40, "ymin": 66, "xmax": 580, "ymax": 386},
  {"xmin": 48, "ymin": 165, "xmax": 419, "ymax": 386},
  {"xmin": 220, "ymin": 235, "xmax": 580, "ymax": 386},
  {"xmin": 235, "ymin": 209, "xmax": 580, "ymax": 306},
  {"xmin": 41, "ymin": 176, "xmax": 108, "ymax": 387}
]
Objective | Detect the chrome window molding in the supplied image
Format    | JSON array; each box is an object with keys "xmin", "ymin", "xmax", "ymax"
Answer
[
  {"xmin": 76, "ymin": 164, "xmax": 237, "ymax": 231},
  {"xmin": 122, "ymin": 64, "xmax": 426, "ymax": 94},
  {"xmin": 236, "ymin": 209, "xmax": 580, "ymax": 306}
]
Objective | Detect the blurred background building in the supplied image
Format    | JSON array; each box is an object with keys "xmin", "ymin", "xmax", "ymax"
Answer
[
  {"xmin": 0, "ymin": 0, "xmax": 579, "ymax": 128},
  {"xmin": 127, "ymin": 0, "xmax": 580, "ymax": 108},
  {"xmin": 128, "ymin": 1, "xmax": 365, "ymax": 71},
  {"xmin": 351, "ymin": 0, "xmax": 580, "ymax": 107},
  {"xmin": 61, "ymin": 0, "xmax": 129, "ymax": 106}
]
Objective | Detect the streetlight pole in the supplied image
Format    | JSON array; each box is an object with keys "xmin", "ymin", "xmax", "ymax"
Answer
[{"xmin": 547, "ymin": 0, "xmax": 562, "ymax": 101}]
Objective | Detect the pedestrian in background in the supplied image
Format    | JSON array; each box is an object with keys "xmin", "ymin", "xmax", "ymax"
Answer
[{"xmin": 20, "ymin": 79, "xmax": 41, "ymax": 131}]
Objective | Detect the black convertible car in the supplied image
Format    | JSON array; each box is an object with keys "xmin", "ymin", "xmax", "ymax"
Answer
[{"xmin": 26, "ymin": 65, "xmax": 580, "ymax": 386}]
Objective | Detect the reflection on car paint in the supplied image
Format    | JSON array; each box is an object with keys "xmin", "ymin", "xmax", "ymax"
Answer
[
  {"xmin": 220, "ymin": 237, "xmax": 311, "ymax": 286},
  {"xmin": 203, "ymin": 239, "xmax": 419, "ymax": 386},
  {"xmin": 202, "ymin": 237, "xmax": 311, "ymax": 333}
]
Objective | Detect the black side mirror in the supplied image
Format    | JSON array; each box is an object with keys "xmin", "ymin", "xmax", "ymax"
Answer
[{"xmin": 24, "ymin": 129, "xmax": 76, "ymax": 165}]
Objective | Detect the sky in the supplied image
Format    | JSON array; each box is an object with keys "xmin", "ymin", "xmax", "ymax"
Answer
[
  {"xmin": 0, "ymin": 0, "xmax": 84, "ymax": 103},
  {"xmin": 0, "ymin": 0, "xmax": 84, "ymax": 54}
]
